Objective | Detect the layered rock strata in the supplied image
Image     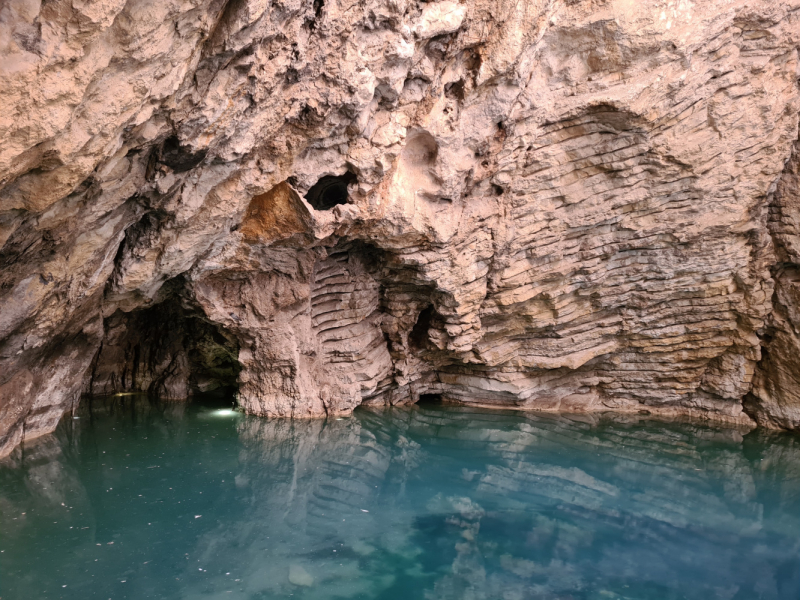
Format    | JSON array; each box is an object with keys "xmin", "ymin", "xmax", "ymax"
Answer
[
  {"xmin": 748, "ymin": 138, "xmax": 800, "ymax": 429},
  {"xmin": 1, "ymin": 0, "xmax": 800, "ymax": 456}
]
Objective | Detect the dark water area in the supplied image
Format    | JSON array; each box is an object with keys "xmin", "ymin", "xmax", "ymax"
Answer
[{"xmin": 1, "ymin": 397, "xmax": 799, "ymax": 600}]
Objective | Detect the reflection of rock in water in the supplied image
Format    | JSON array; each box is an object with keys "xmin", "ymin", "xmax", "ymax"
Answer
[
  {"xmin": 6, "ymin": 402, "xmax": 794, "ymax": 599},
  {"xmin": 0, "ymin": 426, "xmax": 96, "ymax": 592},
  {"xmin": 0, "ymin": 394, "xmax": 189, "ymax": 539},
  {"xmin": 1, "ymin": 418, "xmax": 98, "ymax": 506},
  {"xmin": 238, "ymin": 416, "xmax": 390, "ymax": 537},
  {"xmin": 405, "ymin": 408, "xmax": 800, "ymax": 600},
  {"xmin": 174, "ymin": 406, "xmax": 800, "ymax": 600},
  {"xmin": 76, "ymin": 393, "xmax": 189, "ymax": 422},
  {"xmin": 177, "ymin": 415, "xmax": 405, "ymax": 598}
]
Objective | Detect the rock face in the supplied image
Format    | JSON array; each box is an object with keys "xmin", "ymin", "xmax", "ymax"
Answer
[
  {"xmin": 748, "ymin": 138, "xmax": 800, "ymax": 429},
  {"xmin": 1, "ymin": 0, "xmax": 800, "ymax": 456}
]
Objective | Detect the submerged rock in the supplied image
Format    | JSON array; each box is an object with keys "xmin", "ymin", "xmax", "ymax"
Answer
[
  {"xmin": 1, "ymin": 0, "xmax": 800, "ymax": 456},
  {"xmin": 288, "ymin": 564, "xmax": 314, "ymax": 587}
]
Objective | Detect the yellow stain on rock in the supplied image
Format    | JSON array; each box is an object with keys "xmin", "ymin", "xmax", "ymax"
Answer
[{"xmin": 240, "ymin": 181, "xmax": 311, "ymax": 243}]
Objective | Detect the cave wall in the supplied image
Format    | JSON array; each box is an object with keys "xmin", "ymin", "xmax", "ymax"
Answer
[{"xmin": 2, "ymin": 0, "xmax": 800, "ymax": 456}]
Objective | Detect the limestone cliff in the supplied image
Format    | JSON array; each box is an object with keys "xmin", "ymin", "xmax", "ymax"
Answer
[{"xmin": 1, "ymin": 0, "xmax": 800, "ymax": 456}]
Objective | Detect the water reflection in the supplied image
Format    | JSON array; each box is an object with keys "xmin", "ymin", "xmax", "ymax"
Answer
[{"xmin": 1, "ymin": 399, "xmax": 798, "ymax": 599}]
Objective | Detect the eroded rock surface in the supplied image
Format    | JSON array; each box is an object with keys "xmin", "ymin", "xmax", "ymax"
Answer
[
  {"xmin": 749, "ymin": 137, "xmax": 800, "ymax": 429},
  {"xmin": 1, "ymin": 0, "xmax": 800, "ymax": 455}
]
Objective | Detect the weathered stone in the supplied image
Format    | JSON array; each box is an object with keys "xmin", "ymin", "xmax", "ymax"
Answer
[
  {"xmin": 1, "ymin": 0, "xmax": 800, "ymax": 456},
  {"xmin": 748, "ymin": 137, "xmax": 800, "ymax": 429}
]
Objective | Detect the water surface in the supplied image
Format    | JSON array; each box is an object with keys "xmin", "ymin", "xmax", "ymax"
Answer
[{"xmin": 1, "ymin": 397, "xmax": 799, "ymax": 600}]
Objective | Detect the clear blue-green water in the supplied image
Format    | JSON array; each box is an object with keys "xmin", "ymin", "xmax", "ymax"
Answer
[{"xmin": 1, "ymin": 397, "xmax": 799, "ymax": 600}]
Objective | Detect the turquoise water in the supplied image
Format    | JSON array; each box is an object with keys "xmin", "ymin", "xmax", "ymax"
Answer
[{"xmin": 1, "ymin": 397, "xmax": 799, "ymax": 600}]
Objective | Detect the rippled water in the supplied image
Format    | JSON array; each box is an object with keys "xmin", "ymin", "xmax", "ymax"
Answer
[{"xmin": 1, "ymin": 397, "xmax": 799, "ymax": 600}]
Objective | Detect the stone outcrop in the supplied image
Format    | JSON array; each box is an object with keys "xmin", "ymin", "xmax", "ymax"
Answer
[{"xmin": 1, "ymin": 0, "xmax": 800, "ymax": 456}]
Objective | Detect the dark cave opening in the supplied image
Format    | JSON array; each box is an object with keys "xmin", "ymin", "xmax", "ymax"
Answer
[
  {"xmin": 86, "ymin": 296, "xmax": 241, "ymax": 402},
  {"xmin": 155, "ymin": 135, "xmax": 208, "ymax": 174},
  {"xmin": 409, "ymin": 305, "xmax": 434, "ymax": 350},
  {"xmin": 417, "ymin": 393, "xmax": 443, "ymax": 405},
  {"xmin": 305, "ymin": 171, "xmax": 357, "ymax": 210},
  {"xmin": 186, "ymin": 318, "xmax": 242, "ymax": 399}
]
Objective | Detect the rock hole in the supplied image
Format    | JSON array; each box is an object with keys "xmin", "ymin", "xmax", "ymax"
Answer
[
  {"xmin": 426, "ymin": 35, "xmax": 452, "ymax": 60},
  {"xmin": 309, "ymin": 0, "xmax": 324, "ymax": 29},
  {"xmin": 157, "ymin": 136, "xmax": 207, "ymax": 173},
  {"xmin": 375, "ymin": 82, "xmax": 400, "ymax": 109},
  {"xmin": 286, "ymin": 68, "xmax": 300, "ymax": 84},
  {"xmin": 417, "ymin": 393, "xmax": 443, "ymax": 405},
  {"xmin": 409, "ymin": 305, "xmax": 434, "ymax": 350},
  {"xmin": 402, "ymin": 131, "xmax": 438, "ymax": 166},
  {"xmin": 305, "ymin": 171, "xmax": 357, "ymax": 211},
  {"xmin": 444, "ymin": 79, "xmax": 466, "ymax": 101}
]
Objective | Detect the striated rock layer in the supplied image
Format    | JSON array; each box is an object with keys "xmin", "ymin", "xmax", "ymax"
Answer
[{"xmin": 1, "ymin": 0, "xmax": 800, "ymax": 456}]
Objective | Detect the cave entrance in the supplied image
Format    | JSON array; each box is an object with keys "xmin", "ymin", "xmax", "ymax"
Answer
[
  {"xmin": 86, "ymin": 292, "xmax": 241, "ymax": 403},
  {"xmin": 417, "ymin": 393, "xmax": 444, "ymax": 405},
  {"xmin": 305, "ymin": 171, "xmax": 357, "ymax": 210}
]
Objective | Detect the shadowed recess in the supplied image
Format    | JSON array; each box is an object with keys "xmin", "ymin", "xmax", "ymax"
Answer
[
  {"xmin": 409, "ymin": 305, "xmax": 434, "ymax": 350},
  {"xmin": 416, "ymin": 393, "xmax": 443, "ymax": 404},
  {"xmin": 305, "ymin": 171, "xmax": 357, "ymax": 211},
  {"xmin": 86, "ymin": 292, "xmax": 241, "ymax": 401}
]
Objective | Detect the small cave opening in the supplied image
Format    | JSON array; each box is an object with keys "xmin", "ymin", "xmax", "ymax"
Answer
[
  {"xmin": 86, "ymin": 292, "xmax": 241, "ymax": 405},
  {"xmin": 154, "ymin": 135, "xmax": 208, "ymax": 174},
  {"xmin": 304, "ymin": 171, "xmax": 357, "ymax": 211},
  {"xmin": 417, "ymin": 393, "xmax": 443, "ymax": 405},
  {"xmin": 409, "ymin": 305, "xmax": 434, "ymax": 350},
  {"xmin": 444, "ymin": 79, "xmax": 466, "ymax": 101}
]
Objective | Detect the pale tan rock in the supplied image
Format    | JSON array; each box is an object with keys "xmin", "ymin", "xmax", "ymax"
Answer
[
  {"xmin": 1, "ymin": 0, "xmax": 800, "ymax": 456},
  {"xmin": 412, "ymin": 1, "xmax": 467, "ymax": 40}
]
